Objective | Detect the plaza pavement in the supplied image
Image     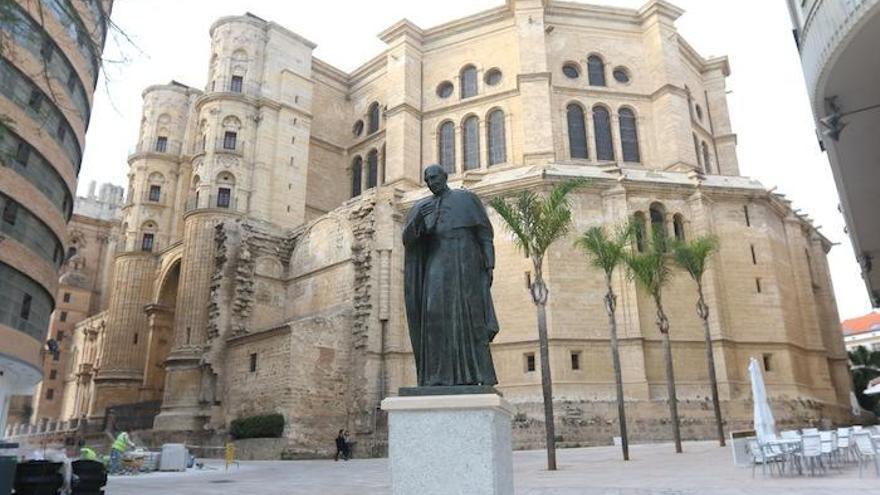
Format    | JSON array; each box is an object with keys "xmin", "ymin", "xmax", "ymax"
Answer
[{"xmin": 106, "ymin": 440, "xmax": 880, "ymax": 494}]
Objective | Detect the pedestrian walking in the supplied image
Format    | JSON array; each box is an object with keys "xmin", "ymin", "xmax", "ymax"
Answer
[{"xmin": 334, "ymin": 430, "xmax": 346, "ymax": 461}]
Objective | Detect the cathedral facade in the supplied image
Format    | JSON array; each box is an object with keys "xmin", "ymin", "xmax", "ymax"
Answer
[{"xmin": 47, "ymin": 0, "xmax": 851, "ymax": 455}]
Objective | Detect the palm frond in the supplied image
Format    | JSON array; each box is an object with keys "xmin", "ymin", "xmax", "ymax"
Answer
[
  {"xmin": 490, "ymin": 179, "xmax": 586, "ymax": 258},
  {"xmin": 671, "ymin": 235, "xmax": 719, "ymax": 282},
  {"xmin": 489, "ymin": 193, "xmax": 532, "ymax": 257},
  {"xmin": 576, "ymin": 223, "xmax": 632, "ymax": 276},
  {"xmin": 625, "ymin": 231, "xmax": 673, "ymax": 297}
]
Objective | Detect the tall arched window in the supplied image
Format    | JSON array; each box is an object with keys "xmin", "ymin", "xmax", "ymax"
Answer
[
  {"xmin": 693, "ymin": 133, "xmax": 702, "ymax": 169},
  {"xmin": 367, "ymin": 102, "xmax": 380, "ymax": 134},
  {"xmin": 619, "ymin": 107, "xmax": 640, "ymax": 162},
  {"xmin": 366, "ymin": 149, "xmax": 379, "ymax": 189},
  {"xmin": 649, "ymin": 202, "xmax": 667, "ymax": 250},
  {"xmin": 593, "ymin": 106, "xmax": 614, "ymax": 161},
  {"xmin": 587, "ymin": 55, "xmax": 606, "ymax": 86},
  {"xmin": 351, "ymin": 156, "xmax": 363, "ymax": 197},
  {"xmin": 462, "ymin": 116, "xmax": 480, "ymax": 170},
  {"xmin": 702, "ymin": 141, "xmax": 713, "ymax": 174},
  {"xmin": 566, "ymin": 103, "xmax": 588, "ymax": 159},
  {"xmin": 487, "ymin": 109, "xmax": 507, "ymax": 166},
  {"xmin": 438, "ymin": 121, "xmax": 455, "ymax": 173},
  {"xmin": 673, "ymin": 214, "xmax": 686, "ymax": 242},
  {"xmin": 460, "ymin": 65, "xmax": 478, "ymax": 98},
  {"xmin": 381, "ymin": 144, "xmax": 386, "ymax": 184},
  {"xmin": 633, "ymin": 212, "xmax": 647, "ymax": 253}
]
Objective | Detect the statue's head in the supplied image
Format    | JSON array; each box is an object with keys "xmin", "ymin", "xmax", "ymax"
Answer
[{"xmin": 424, "ymin": 164, "xmax": 448, "ymax": 196}]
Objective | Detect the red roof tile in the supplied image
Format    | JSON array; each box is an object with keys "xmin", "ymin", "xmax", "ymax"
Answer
[{"xmin": 842, "ymin": 312, "xmax": 880, "ymax": 336}]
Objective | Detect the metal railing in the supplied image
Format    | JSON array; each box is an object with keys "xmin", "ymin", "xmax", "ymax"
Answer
[
  {"xmin": 207, "ymin": 78, "xmax": 263, "ymax": 98},
  {"xmin": 192, "ymin": 137, "xmax": 246, "ymax": 156},
  {"xmin": 129, "ymin": 139, "xmax": 184, "ymax": 157},
  {"xmin": 184, "ymin": 193, "xmax": 246, "ymax": 213}
]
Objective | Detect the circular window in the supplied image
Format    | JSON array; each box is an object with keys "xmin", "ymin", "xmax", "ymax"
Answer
[
  {"xmin": 353, "ymin": 120, "xmax": 364, "ymax": 137},
  {"xmin": 695, "ymin": 104, "xmax": 704, "ymax": 121},
  {"xmin": 562, "ymin": 63, "xmax": 580, "ymax": 79},
  {"xmin": 436, "ymin": 81, "xmax": 454, "ymax": 99},
  {"xmin": 484, "ymin": 68, "xmax": 502, "ymax": 86},
  {"xmin": 613, "ymin": 67, "xmax": 630, "ymax": 83}
]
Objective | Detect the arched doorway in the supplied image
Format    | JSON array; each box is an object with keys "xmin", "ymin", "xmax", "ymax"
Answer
[{"xmin": 141, "ymin": 260, "xmax": 180, "ymax": 401}]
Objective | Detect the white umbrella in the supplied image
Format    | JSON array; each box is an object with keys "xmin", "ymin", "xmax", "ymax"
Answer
[
  {"xmin": 864, "ymin": 384, "xmax": 880, "ymax": 396},
  {"xmin": 851, "ymin": 391, "xmax": 865, "ymax": 417},
  {"xmin": 749, "ymin": 357, "xmax": 776, "ymax": 443}
]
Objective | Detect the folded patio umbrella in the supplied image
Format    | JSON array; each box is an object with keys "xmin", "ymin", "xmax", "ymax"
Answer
[{"xmin": 749, "ymin": 357, "xmax": 776, "ymax": 443}]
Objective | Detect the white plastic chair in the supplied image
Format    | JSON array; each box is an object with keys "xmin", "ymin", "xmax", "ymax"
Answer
[
  {"xmin": 799, "ymin": 434, "xmax": 825, "ymax": 476},
  {"xmin": 836, "ymin": 428, "xmax": 852, "ymax": 463},
  {"xmin": 780, "ymin": 430, "xmax": 800, "ymax": 440},
  {"xmin": 748, "ymin": 440, "xmax": 786, "ymax": 477},
  {"xmin": 819, "ymin": 431, "xmax": 837, "ymax": 469},
  {"xmin": 853, "ymin": 432, "xmax": 880, "ymax": 478},
  {"xmin": 802, "ymin": 427, "xmax": 819, "ymax": 435}
]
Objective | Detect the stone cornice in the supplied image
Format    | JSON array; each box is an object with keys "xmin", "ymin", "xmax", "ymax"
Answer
[
  {"xmin": 378, "ymin": 19, "xmax": 425, "ymax": 45},
  {"xmin": 637, "ymin": 0, "xmax": 685, "ymax": 23},
  {"xmin": 226, "ymin": 323, "xmax": 291, "ymax": 346}
]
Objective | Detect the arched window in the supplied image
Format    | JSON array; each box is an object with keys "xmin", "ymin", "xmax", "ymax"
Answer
[
  {"xmin": 673, "ymin": 214, "xmax": 685, "ymax": 242},
  {"xmin": 619, "ymin": 108, "xmax": 640, "ymax": 163},
  {"xmin": 593, "ymin": 106, "xmax": 614, "ymax": 161},
  {"xmin": 462, "ymin": 116, "xmax": 480, "ymax": 170},
  {"xmin": 487, "ymin": 109, "xmax": 507, "ymax": 166},
  {"xmin": 693, "ymin": 133, "xmax": 702, "ymax": 169},
  {"xmin": 566, "ymin": 103, "xmax": 588, "ymax": 159},
  {"xmin": 460, "ymin": 65, "xmax": 478, "ymax": 98},
  {"xmin": 702, "ymin": 141, "xmax": 712, "ymax": 174},
  {"xmin": 438, "ymin": 121, "xmax": 455, "ymax": 173},
  {"xmin": 381, "ymin": 144, "xmax": 386, "ymax": 184},
  {"xmin": 367, "ymin": 102, "xmax": 380, "ymax": 134},
  {"xmin": 649, "ymin": 202, "xmax": 667, "ymax": 250},
  {"xmin": 633, "ymin": 212, "xmax": 647, "ymax": 253},
  {"xmin": 351, "ymin": 156, "xmax": 363, "ymax": 198},
  {"xmin": 216, "ymin": 172, "xmax": 235, "ymax": 208},
  {"xmin": 587, "ymin": 55, "xmax": 606, "ymax": 86},
  {"xmin": 366, "ymin": 149, "xmax": 379, "ymax": 189}
]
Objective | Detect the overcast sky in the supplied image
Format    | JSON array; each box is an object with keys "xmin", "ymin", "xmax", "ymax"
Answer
[{"xmin": 78, "ymin": 0, "xmax": 873, "ymax": 320}]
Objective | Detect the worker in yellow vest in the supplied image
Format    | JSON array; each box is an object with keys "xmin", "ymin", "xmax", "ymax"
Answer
[
  {"xmin": 77, "ymin": 439, "xmax": 98, "ymax": 462},
  {"xmin": 109, "ymin": 432, "xmax": 135, "ymax": 474}
]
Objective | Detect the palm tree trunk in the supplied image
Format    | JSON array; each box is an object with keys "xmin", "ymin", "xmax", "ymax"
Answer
[
  {"xmin": 697, "ymin": 283, "xmax": 725, "ymax": 447},
  {"xmin": 656, "ymin": 298, "xmax": 682, "ymax": 453},
  {"xmin": 536, "ymin": 299, "xmax": 557, "ymax": 471},
  {"xmin": 605, "ymin": 275, "xmax": 629, "ymax": 461},
  {"xmin": 532, "ymin": 262, "xmax": 557, "ymax": 471}
]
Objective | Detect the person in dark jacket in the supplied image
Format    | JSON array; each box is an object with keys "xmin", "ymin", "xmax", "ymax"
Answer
[{"xmin": 334, "ymin": 430, "xmax": 347, "ymax": 461}]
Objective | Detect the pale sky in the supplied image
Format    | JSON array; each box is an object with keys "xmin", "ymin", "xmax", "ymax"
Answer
[{"xmin": 78, "ymin": 0, "xmax": 874, "ymax": 320}]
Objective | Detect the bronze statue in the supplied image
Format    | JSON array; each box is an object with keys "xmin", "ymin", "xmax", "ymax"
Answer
[{"xmin": 403, "ymin": 165, "xmax": 499, "ymax": 388}]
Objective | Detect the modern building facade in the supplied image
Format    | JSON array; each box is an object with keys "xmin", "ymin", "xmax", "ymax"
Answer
[
  {"xmin": 7, "ymin": 0, "xmax": 853, "ymax": 454},
  {"xmin": 0, "ymin": 0, "xmax": 113, "ymax": 435},
  {"xmin": 787, "ymin": 0, "xmax": 880, "ymax": 307}
]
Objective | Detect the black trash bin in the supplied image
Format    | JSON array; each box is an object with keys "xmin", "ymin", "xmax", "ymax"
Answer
[
  {"xmin": 0, "ymin": 442, "xmax": 18, "ymax": 495},
  {"xmin": 13, "ymin": 460, "xmax": 63, "ymax": 495},
  {"xmin": 71, "ymin": 460, "xmax": 107, "ymax": 495}
]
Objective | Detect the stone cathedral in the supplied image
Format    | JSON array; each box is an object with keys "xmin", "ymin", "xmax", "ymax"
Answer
[{"xmin": 50, "ymin": 0, "xmax": 852, "ymax": 456}]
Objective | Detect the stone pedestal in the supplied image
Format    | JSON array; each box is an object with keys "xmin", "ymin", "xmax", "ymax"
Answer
[{"xmin": 381, "ymin": 393, "xmax": 514, "ymax": 495}]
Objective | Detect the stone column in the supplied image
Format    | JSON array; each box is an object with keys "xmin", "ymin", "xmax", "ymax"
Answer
[
  {"xmin": 379, "ymin": 21, "xmax": 424, "ymax": 187},
  {"xmin": 686, "ymin": 187, "xmax": 732, "ymax": 399},
  {"xmin": 153, "ymin": 211, "xmax": 233, "ymax": 431},
  {"xmin": 141, "ymin": 304, "xmax": 174, "ymax": 402},
  {"xmin": 513, "ymin": 0, "xmax": 555, "ymax": 165},
  {"xmin": 602, "ymin": 184, "xmax": 650, "ymax": 399},
  {"xmin": 91, "ymin": 251, "xmax": 156, "ymax": 419}
]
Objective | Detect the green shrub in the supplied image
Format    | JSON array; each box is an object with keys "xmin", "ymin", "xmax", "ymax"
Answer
[{"xmin": 230, "ymin": 413, "xmax": 285, "ymax": 439}]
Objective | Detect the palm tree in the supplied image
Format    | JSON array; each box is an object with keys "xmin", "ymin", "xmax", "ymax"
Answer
[
  {"xmin": 575, "ymin": 224, "xmax": 633, "ymax": 460},
  {"xmin": 489, "ymin": 178, "xmax": 586, "ymax": 471},
  {"xmin": 849, "ymin": 345, "xmax": 880, "ymax": 412},
  {"xmin": 672, "ymin": 235, "xmax": 725, "ymax": 447},
  {"xmin": 625, "ymin": 231, "xmax": 682, "ymax": 453}
]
